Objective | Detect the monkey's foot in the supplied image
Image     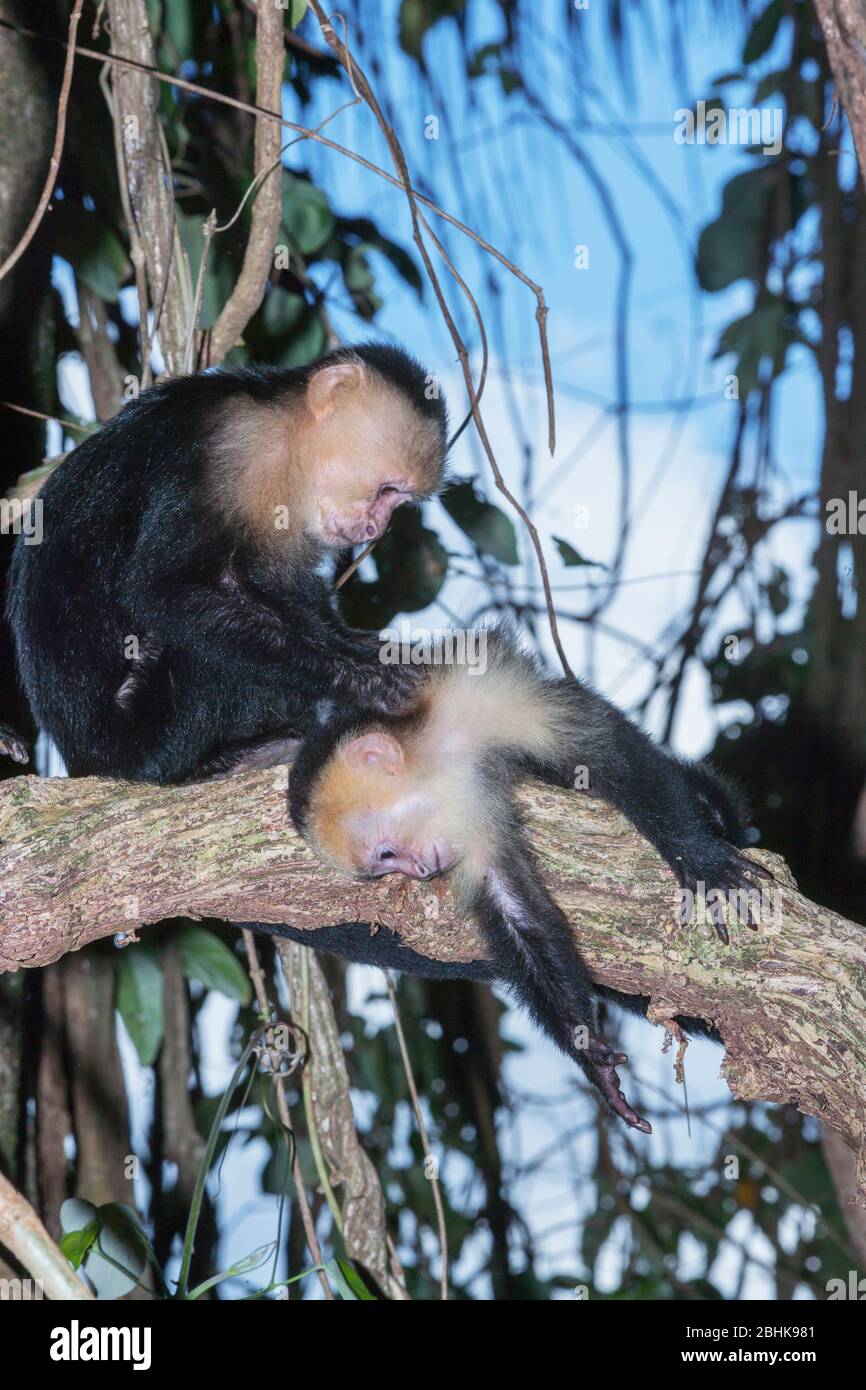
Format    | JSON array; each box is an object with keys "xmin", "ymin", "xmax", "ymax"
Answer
[
  {"xmin": 677, "ymin": 841, "xmax": 774, "ymax": 944},
  {"xmin": 589, "ymin": 1036, "xmax": 652, "ymax": 1134},
  {"xmin": 0, "ymin": 725, "xmax": 29, "ymax": 765}
]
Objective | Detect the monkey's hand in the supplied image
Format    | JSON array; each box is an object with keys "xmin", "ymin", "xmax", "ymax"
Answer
[
  {"xmin": 588, "ymin": 1035, "xmax": 652, "ymax": 1134},
  {"xmin": 0, "ymin": 723, "xmax": 30, "ymax": 765},
  {"xmin": 675, "ymin": 839, "xmax": 774, "ymax": 944}
]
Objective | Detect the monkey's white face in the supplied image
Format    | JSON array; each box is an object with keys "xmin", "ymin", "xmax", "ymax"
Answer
[
  {"xmin": 349, "ymin": 800, "xmax": 457, "ymax": 881},
  {"xmin": 309, "ymin": 731, "xmax": 459, "ymax": 880},
  {"xmin": 304, "ymin": 360, "xmax": 444, "ymax": 547}
]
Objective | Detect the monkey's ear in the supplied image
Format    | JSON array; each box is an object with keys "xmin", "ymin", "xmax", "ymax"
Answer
[
  {"xmin": 306, "ymin": 362, "xmax": 366, "ymax": 420},
  {"xmin": 341, "ymin": 731, "xmax": 405, "ymax": 772}
]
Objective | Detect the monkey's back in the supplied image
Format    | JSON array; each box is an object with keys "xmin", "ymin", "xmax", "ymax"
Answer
[{"xmin": 6, "ymin": 372, "xmax": 275, "ymax": 776}]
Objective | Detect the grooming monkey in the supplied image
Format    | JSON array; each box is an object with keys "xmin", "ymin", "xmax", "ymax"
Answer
[
  {"xmin": 6, "ymin": 344, "xmax": 446, "ymax": 783},
  {"xmin": 275, "ymin": 628, "xmax": 768, "ymax": 1132}
]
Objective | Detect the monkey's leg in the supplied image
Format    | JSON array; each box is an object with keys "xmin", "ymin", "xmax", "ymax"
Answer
[
  {"xmin": 471, "ymin": 851, "xmax": 651, "ymax": 1133},
  {"xmin": 0, "ymin": 721, "xmax": 30, "ymax": 765},
  {"xmin": 130, "ymin": 563, "xmax": 420, "ymax": 718}
]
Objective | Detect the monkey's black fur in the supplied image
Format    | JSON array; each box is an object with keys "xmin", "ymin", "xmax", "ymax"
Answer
[{"xmin": 6, "ymin": 344, "xmax": 446, "ymax": 783}]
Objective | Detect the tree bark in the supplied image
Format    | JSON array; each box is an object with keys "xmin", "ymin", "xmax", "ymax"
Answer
[
  {"xmin": 814, "ymin": 0, "xmax": 866, "ymax": 188},
  {"xmin": 1, "ymin": 767, "xmax": 865, "ymax": 1197},
  {"xmin": 207, "ymin": 0, "xmax": 285, "ymax": 365},
  {"xmin": 107, "ymin": 0, "xmax": 191, "ymax": 375}
]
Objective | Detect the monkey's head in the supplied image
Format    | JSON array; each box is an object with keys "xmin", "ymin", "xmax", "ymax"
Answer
[
  {"xmin": 302, "ymin": 350, "xmax": 447, "ymax": 548},
  {"xmin": 209, "ymin": 343, "xmax": 447, "ymax": 552},
  {"xmin": 292, "ymin": 725, "xmax": 459, "ymax": 882}
]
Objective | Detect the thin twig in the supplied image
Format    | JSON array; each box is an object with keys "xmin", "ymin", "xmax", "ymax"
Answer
[
  {"xmin": 0, "ymin": 13, "xmax": 554, "ymax": 440},
  {"xmin": 382, "ymin": 970, "xmax": 449, "ymax": 1301},
  {"xmin": 100, "ymin": 62, "xmax": 152, "ymax": 388},
  {"xmin": 208, "ymin": 0, "xmax": 284, "ymax": 364},
  {"xmin": 241, "ymin": 928, "xmax": 334, "ymax": 1300},
  {"xmin": 309, "ymin": 1, "xmax": 571, "ymax": 675},
  {"xmin": 0, "ymin": 401, "xmax": 89, "ymax": 432}
]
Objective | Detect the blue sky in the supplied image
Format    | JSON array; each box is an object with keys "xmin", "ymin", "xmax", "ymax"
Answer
[{"xmin": 289, "ymin": 0, "xmax": 824, "ymax": 754}]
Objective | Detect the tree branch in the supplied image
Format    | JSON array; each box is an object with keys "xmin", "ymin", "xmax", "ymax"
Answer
[
  {"xmin": 1, "ymin": 767, "xmax": 865, "ymax": 1196},
  {"xmin": 107, "ymin": 0, "xmax": 191, "ymax": 376},
  {"xmin": 0, "ymin": 1170, "xmax": 93, "ymax": 1300},
  {"xmin": 207, "ymin": 0, "xmax": 285, "ymax": 365}
]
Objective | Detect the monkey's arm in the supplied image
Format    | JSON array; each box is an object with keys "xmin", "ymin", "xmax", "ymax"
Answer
[
  {"xmin": 466, "ymin": 842, "xmax": 651, "ymax": 1132},
  {"xmin": 123, "ymin": 546, "xmax": 415, "ymax": 709},
  {"xmin": 541, "ymin": 681, "xmax": 768, "ymax": 915}
]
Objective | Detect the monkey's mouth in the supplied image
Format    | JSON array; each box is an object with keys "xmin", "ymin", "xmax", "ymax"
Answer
[{"xmin": 320, "ymin": 517, "xmax": 380, "ymax": 547}]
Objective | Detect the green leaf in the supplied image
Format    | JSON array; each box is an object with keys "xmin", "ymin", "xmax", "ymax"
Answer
[
  {"xmin": 60, "ymin": 1220, "xmax": 99, "ymax": 1270},
  {"xmin": 398, "ymin": 0, "xmax": 438, "ymax": 59},
  {"xmin": 60, "ymin": 1201, "xmax": 148, "ymax": 1300},
  {"xmin": 743, "ymin": 0, "xmax": 783, "ymax": 65},
  {"xmin": 697, "ymin": 167, "xmax": 778, "ymax": 292},
  {"xmin": 712, "ymin": 297, "xmax": 796, "ymax": 394},
  {"xmin": 553, "ymin": 536, "xmax": 602, "ymax": 568},
  {"xmin": 499, "ymin": 67, "xmax": 522, "ymax": 97},
  {"xmin": 288, "ymin": 0, "xmax": 308, "ymax": 26},
  {"xmin": 337, "ymin": 506, "xmax": 448, "ymax": 628},
  {"xmin": 164, "ymin": 0, "xmax": 194, "ymax": 61},
  {"xmin": 343, "ymin": 246, "xmax": 376, "ymax": 294},
  {"xmin": 262, "ymin": 286, "xmax": 305, "ymax": 336},
  {"xmin": 468, "ymin": 41, "xmax": 507, "ymax": 78},
  {"xmin": 753, "ymin": 69, "xmax": 787, "ymax": 104},
  {"xmin": 54, "ymin": 209, "xmax": 130, "ymax": 303},
  {"xmin": 339, "ymin": 220, "xmax": 423, "ymax": 296},
  {"xmin": 116, "ymin": 945, "xmax": 164, "ymax": 1065},
  {"xmin": 326, "ymin": 1257, "xmax": 376, "ymax": 1301},
  {"xmin": 398, "ymin": 0, "xmax": 466, "ymax": 60},
  {"xmin": 177, "ymin": 925, "xmax": 252, "ymax": 1003},
  {"xmin": 441, "ymin": 478, "xmax": 519, "ymax": 565},
  {"xmin": 283, "ymin": 175, "xmax": 335, "ymax": 257}
]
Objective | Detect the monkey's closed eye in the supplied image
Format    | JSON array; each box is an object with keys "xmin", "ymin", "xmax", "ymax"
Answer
[{"xmin": 377, "ymin": 484, "xmax": 400, "ymax": 498}]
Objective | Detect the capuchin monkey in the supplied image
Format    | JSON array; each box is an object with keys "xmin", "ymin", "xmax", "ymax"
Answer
[
  {"xmin": 6, "ymin": 344, "xmax": 447, "ymax": 783},
  {"xmin": 271, "ymin": 627, "xmax": 769, "ymax": 1133}
]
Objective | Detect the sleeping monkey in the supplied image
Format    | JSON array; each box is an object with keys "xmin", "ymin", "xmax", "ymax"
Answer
[{"xmin": 239, "ymin": 628, "xmax": 769, "ymax": 1132}]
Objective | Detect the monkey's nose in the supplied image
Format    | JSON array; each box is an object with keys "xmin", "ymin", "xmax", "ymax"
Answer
[{"xmin": 414, "ymin": 845, "xmax": 443, "ymax": 878}]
